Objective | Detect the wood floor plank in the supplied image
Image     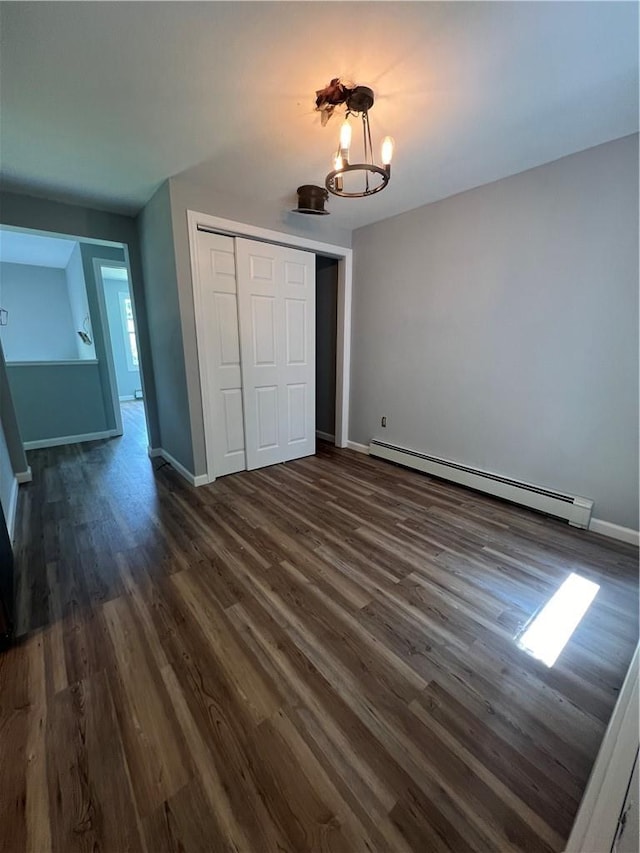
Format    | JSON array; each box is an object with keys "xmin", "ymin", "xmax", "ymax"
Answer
[
  {"xmin": 45, "ymin": 669, "xmax": 144, "ymax": 852},
  {"xmin": 226, "ymin": 600, "xmax": 401, "ymax": 822},
  {"xmin": 155, "ymin": 586, "xmax": 296, "ymax": 852},
  {"xmin": 141, "ymin": 777, "xmax": 229, "ymax": 853},
  {"xmin": 43, "ymin": 563, "xmax": 68, "ymax": 696},
  {"xmin": 171, "ymin": 568, "xmax": 282, "ymax": 724},
  {"xmin": 158, "ymin": 662, "xmax": 253, "ymax": 852},
  {"xmin": 4, "ymin": 401, "xmax": 638, "ymax": 852},
  {"xmin": 24, "ymin": 632, "xmax": 51, "ymax": 853},
  {"xmin": 102, "ymin": 595, "xmax": 191, "ymax": 816},
  {"xmin": 0, "ymin": 636, "xmax": 37, "ymax": 853},
  {"xmin": 408, "ymin": 697, "xmax": 564, "ymax": 851},
  {"xmin": 415, "ymin": 680, "xmax": 578, "ymax": 837}
]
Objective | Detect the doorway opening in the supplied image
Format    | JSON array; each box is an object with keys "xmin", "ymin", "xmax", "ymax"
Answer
[
  {"xmin": 0, "ymin": 224, "xmax": 150, "ymax": 453},
  {"xmin": 315, "ymin": 255, "xmax": 339, "ymax": 445},
  {"xmin": 94, "ymin": 260, "xmax": 147, "ymax": 450}
]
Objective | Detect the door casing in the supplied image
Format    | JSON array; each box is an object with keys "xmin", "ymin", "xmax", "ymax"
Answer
[{"xmin": 188, "ymin": 209, "xmax": 353, "ymax": 484}]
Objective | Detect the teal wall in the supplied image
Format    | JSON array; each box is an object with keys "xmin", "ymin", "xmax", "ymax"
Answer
[
  {"xmin": 0, "ymin": 342, "xmax": 28, "ymax": 545},
  {"xmin": 0, "ymin": 407, "xmax": 15, "ymax": 535},
  {"xmin": 6, "ymin": 363, "xmax": 108, "ymax": 442},
  {"xmin": 0, "ymin": 344, "xmax": 28, "ymax": 474},
  {"xmin": 137, "ymin": 182, "xmax": 193, "ymax": 470}
]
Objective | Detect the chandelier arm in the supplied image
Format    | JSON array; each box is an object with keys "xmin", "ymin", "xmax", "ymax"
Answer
[
  {"xmin": 363, "ymin": 112, "xmax": 371, "ymax": 192},
  {"xmin": 366, "ymin": 112, "xmax": 374, "ymax": 166}
]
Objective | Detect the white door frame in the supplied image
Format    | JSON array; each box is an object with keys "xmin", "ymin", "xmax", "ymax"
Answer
[
  {"xmin": 187, "ymin": 209, "xmax": 352, "ymax": 483},
  {"xmin": 93, "ymin": 258, "xmax": 126, "ymax": 437}
]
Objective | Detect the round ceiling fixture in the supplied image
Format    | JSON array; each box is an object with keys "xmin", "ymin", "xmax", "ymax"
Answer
[{"xmin": 292, "ymin": 184, "xmax": 330, "ymax": 215}]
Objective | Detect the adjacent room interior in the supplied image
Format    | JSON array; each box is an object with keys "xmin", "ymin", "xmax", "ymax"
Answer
[
  {"xmin": 0, "ymin": 227, "xmax": 150, "ymax": 460},
  {"xmin": 0, "ymin": 3, "xmax": 637, "ymax": 853}
]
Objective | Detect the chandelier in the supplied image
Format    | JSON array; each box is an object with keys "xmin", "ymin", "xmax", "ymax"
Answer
[{"xmin": 324, "ymin": 86, "xmax": 394, "ymax": 199}]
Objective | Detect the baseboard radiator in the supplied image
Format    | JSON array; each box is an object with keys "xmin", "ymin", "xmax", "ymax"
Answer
[{"xmin": 369, "ymin": 439, "xmax": 594, "ymax": 529}]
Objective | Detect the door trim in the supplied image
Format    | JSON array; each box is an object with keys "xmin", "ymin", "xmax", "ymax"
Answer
[
  {"xmin": 187, "ymin": 210, "xmax": 353, "ymax": 484},
  {"xmin": 192, "ymin": 231, "xmax": 246, "ymax": 479},
  {"xmin": 92, "ymin": 258, "xmax": 125, "ymax": 438},
  {"xmin": 564, "ymin": 643, "xmax": 639, "ymax": 852}
]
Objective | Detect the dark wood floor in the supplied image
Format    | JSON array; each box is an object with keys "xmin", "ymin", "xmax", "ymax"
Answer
[{"xmin": 2, "ymin": 401, "xmax": 638, "ymax": 852}]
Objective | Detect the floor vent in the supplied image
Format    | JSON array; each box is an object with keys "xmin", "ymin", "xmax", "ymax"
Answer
[{"xmin": 369, "ymin": 439, "xmax": 594, "ymax": 528}]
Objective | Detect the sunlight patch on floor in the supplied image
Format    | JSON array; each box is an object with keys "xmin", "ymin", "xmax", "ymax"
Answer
[{"xmin": 516, "ymin": 573, "xmax": 600, "ymax": 667}]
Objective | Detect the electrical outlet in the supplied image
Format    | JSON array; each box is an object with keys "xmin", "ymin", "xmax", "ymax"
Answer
[{"xmin": 381, "ymin": 416, "xmax": 387, "ymax": 428}]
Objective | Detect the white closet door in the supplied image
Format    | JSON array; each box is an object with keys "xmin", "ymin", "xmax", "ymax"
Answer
[
  {"xmin": 195, "ymin": 231, "xmax": 246, "ymax": 477},
  {"xmin": 236, "ymin": 238, "xmax": 315, "ymax": 470}
]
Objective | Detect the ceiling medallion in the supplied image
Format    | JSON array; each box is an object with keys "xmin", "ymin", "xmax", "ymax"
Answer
[{"xmin": 316, "ymin": 78, "xmax": 394, "ymax": 199}]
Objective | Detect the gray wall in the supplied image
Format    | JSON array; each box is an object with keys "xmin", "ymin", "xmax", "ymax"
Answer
[
  {"xmin": 7, "ymin": 363, "xmax": 107, "ymax": 442},
  {"xmin": 0, "ymin": 262, "xmax": 77, "ymax": 361},
  {"xmin": 350, "ymin": 134, "xmax": 639, "ymax": 529},
  {"xmin": 316, "ymin": 256, "xmax": 338, "ymax": 437},
  {"xmin": 137, "ymin": 181, "xmax": 193, "ymax": 469},
  {"xmin": 103, "ymin": 276, "xmax": 141, "ymax": 400},
  {"xmin": 167, "ymin": 175, "xmax": 353, "ymax": 477},
  {"xmin": 0, "ymin": 190, "xmax": 160, "ymax": 448}
]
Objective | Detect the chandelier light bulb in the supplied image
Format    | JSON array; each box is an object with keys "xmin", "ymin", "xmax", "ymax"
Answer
[
  {"xmin": 381, "ymin": 136, "xmax": 394, "ymax": 166},
  {"xmin": 339, "ymin": 119, "xmax": 352, "ymax": 153},
  {"xmin": 333, "ymin": 154, "xmax": 345, "ymax": 192}
]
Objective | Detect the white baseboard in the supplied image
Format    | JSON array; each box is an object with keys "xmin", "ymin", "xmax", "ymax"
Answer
[
  {"xmin": 148, "ymin": 446, "xmax": 208, "ymax": 487},
  {"xmin": 347, "ymin": 440, "xmax": 370, "ymax": 455},
  {"xmin": 589, "ymin": 518, "xmax": 639, "ymax": 547},
  {"xmin": 316, "ymin": 430, "xmax": 335, "ymax": 442},
  {"xmin": 564, "ymin": 645, "xmax": 639, "ymax": 852},
  {"xmin": 24, "ymin": 429, "xmax": 120, "ymax": 450},
  {"xmin": 15, "ymin": 467, "xmax": 32, "ymax": 484},
  {"xmin": 6, "ymin": 476, "xmax": 18, "ymax": 542}
]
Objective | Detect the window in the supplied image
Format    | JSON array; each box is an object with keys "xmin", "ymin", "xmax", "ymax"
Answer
[{"xmin": 119, "ymin": 292, "xmax": 139, "ymax": 371}]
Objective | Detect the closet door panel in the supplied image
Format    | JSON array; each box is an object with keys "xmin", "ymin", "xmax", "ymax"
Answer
[
  {"xmin": 285, "ymin": 299, "xmax": 307, "ymax": 365},
  {"xmin": 195, "ymin": 231, "xmax": 246, "ymax": 477},
  {"xmin": 236, "ymin": 238, "xmax": 315, "ymax": 470},
  {"xmin": 251, "ymin": 295, "xmax": 277, "ymax": 366},
  {"xmin": 287, "ymin": 383, "xmax": 307, "ymax": 444}
]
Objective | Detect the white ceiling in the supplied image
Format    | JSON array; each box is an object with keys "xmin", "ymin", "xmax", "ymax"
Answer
[
  {"xmin": 0, "ymin": 2, "xmax": 637, "ymax": 231},
  {"xmin": 0, "ymin": 228, "xmax": 77, "ymax": 268}
]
